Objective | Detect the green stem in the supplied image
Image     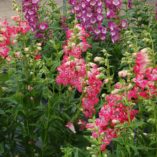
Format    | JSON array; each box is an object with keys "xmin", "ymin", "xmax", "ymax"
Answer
[
  {"xmin": 148, "ymin": 32, "xmax": 156, "ymax": 66},
  {"xmin": 71, "ymin": 93, "xmax": 84, "ymax": 122},
  {"xmin": 42, "ymin": 101, "xmax": 51, "ymax": 157}
]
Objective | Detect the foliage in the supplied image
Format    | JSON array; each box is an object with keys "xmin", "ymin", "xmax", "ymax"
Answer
[{"xmin": 0, "ymin": 0, "xmax": 157, "ymax": 157}]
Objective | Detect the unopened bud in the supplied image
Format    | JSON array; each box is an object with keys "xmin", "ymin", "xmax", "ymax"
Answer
[
  {"xmin": 140, "ymin": 48, "xmax": 148, "ymax": 53},
  {"xmin": 0, "ymin": 36, "xmax": 4, "ymax": 41},
  {"xmin": 112, "ymin": 119, "xmax": 119, "ymax": 124},
  {"xmin": 88, "ymin": 62, "xmax": 96, "ymax": 68},
  {"xmin": 101, "ymin": 93, "xmax": 106, "ymax": 98},
  {"xmin": 111, "ymin": 89, "xmax": 120, "ymax": 94},
  {"xmin": 86, "ymin": 147, "xmax": 91, "ymax": 150},
  {"xmin": 104, "ymin": 78, "xmax": 109, "ymax": 84},
  {"xmin": 94, "ymin": 57, "xmax": 104, "ymax": 62},
  {"xmin": 118, "ymin": 70, "xmax": 128, "ymax": 78},
  {"xmin": 36, "ymin": 43, "xmax": 42, "ymax": 46},
  {"xmin": 14, "ymin": 51, "xmax": 21, "ymax": 58},
  {"xmin": 24, "ymin": 47, "xmax": 29, "ymax": 52},
  {"xmin": 132, "ymin": 53, "xmax": 137, "ymax": 57},
  {"xmin": 1, "ymin": 28, "xmax": 6, "ymax": 32},
  {"xmin": 28, "ymin": 85, "xmax": 33, "ymax": 91},
  {"xmin": 37, "ymin": 46, "xmax": 42, "ymax": 51}
]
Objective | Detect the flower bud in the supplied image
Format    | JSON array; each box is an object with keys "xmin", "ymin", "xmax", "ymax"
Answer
[
  {"xmin": 112, "ymin": 119, "xmax": 119, "ymax": 124},
  {"xmin": 86, "ymin": 147, "xmax": 91, "ymax": 150},
  {"xmin": 118, "ymin": 70, "xmax": 128, "ymax": 78},
  {"xmin": 140, "ymin": 48, "xmax": 148, "ymax": 53},
  {"xmin": 101, "ymin": 93, "xmax": 106, "ymax": 98},
  {"xmin": 0, "ymin": 36, "xmax": 4, "ymax": 42},
  {"xmin": 104, "ymin": 78, "xmax": 109, "ymax": 84},
  {"xmin": 28, "ymin": 85, "xmax": 33, "ymax": 91},
  {"xmin": 111, "ymin": 89, "xmax": 120, "ymax": 94},
  {"xmin": 12, "ymin": 39, "xmax": 17, "ymax": 44},
  {"xmin": 88, "ymin": 62, "xmax": 97, "ymax": 68},
  {"xmin": 30, "ymin": 97, "xmax": 34, "ymax": 100},
  {"xmin": 14, "ymin": 51, "xmax": 21, "ymax": 58},
  {"xmin": 94, "ymin": 57, "xmax": 104, "ymax": 62},
  {"xmin": 37, "ymin": 46, "xmax": 42, "ymax": 51},
  {"xmin": 36, "ymin": 43, "xmax": 42, "ymax": 46},
  {"xmin": 24, "ymin": 47, "xmax": 29, "ymax": 52}
]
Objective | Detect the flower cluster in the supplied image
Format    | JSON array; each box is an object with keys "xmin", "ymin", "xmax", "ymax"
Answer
[
  {"xmin": 82, "ymin": 62, "xmax": 103, "ymax": 117},
  {"xmin": 69, "ymin": 0, "xmax": 106, "ymax": 40},
  {"xmin": 68, "ymin": 0, "xmax": 128, "ymax": 42},
  {"xmin": 106, "ymin": 0, "xmax": 128, "ymax": 43},
  {"xmin": 87, "ymin": 93, "xmax": 138, "ymax": 151},
  {"xmin": 57, "ymin": 57, "xmax": 86, "ymax": 92},
  {"xmin": 105, "ymin": 0, "xmax": 122, "ymax": 19},
  {"xmin": 56, "ymin": 24, "xmax": 103, "ymax": 118},
  {"xmin": 0, "ymin": 17, "xmax": 30, "ymax": 59},
  {"xmin": 87, "ymin": 49, "xmax": 157, "ymax": 151},
  {"xmin": 129, "ymin": 49, "xmax": 157, "ymax": 99},
  {"xmin": 22, "ymin": 0, "xmax": 48, "ymax": 38}
]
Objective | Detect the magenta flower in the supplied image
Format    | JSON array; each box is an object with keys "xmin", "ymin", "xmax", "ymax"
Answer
[
  {"xmin": 128, "ymin": 0, "xmax": 132, "ymax": 9},
  {"xmin": 22, "ymin": 0, "xmax": 48, "ymax": 39},
  {"xmin": 38, "ymin": 22, "xmax": 49, "ymax": 31},
  {"xmin": 121, "ymin": 19, "xmax": 128, "ymax": 29},
  {"xmin": 69, "ymin": 0, "xmax": 128, "ymax": 43}
]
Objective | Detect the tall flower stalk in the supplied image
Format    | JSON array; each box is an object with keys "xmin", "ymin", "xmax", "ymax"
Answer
[
  {"xmin": 68, "ymin": 0, "xmax": 128, "ymax": 43},
  {"xmin": 56, "ymin": 24, "xmax": 103, "ymax": 118},
  {"xmin": 22, "ymin": 0, "xmax": 48, "ymax": 38}
]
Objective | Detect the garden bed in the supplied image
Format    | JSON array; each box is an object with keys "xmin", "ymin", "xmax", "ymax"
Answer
[{"xmin": 0, "ymin": 0, "xmax": 157, "ymax": 157}]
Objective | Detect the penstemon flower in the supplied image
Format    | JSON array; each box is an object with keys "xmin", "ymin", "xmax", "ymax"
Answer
[
  {"xmin": 0, "ymin": 17, "xmax": 30, "ymax": 59},
  {"xmin": 69, "ymin": 0, "xmax": 128, "ymax": 42},
  {"xmin": 87, "ymin": 49, "xmax": 157, "ymax": 152},
  {"xmin": 69, "ymin": 0, "xmax": 107, "ymax": 40},
  {"xmin": 22, "ymin": 0, "xmax": 48, "ymax": 38},
  {"xmin": 22, "ymin": 0, "xmax": 39, "ymax": 31},
  {"xmin": 56, "ymin": 24, "xmax": 103, "ymax": 118},
  {"xmin": 87, "ymin": 93, "xmax": 138, "ymax": 151}
]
